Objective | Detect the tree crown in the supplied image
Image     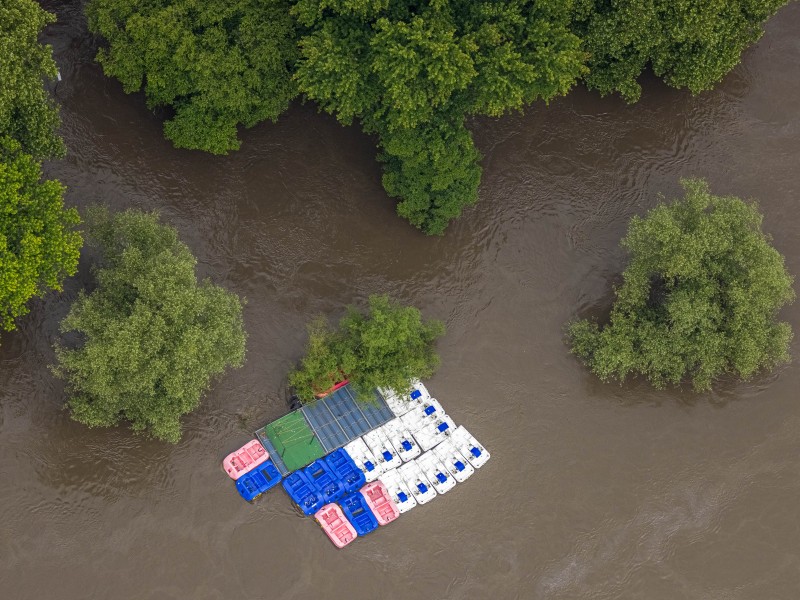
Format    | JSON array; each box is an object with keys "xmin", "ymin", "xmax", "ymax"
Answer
[
  {"xmin": 88, "ymin": 0, "xmax": 298, "ymax": 154},
  {"xmin": 573, "ymin": 0, "xmax": 788, "ymax": 102},
  {"xmin": 53, "ymin": 208, "xmax": 247, "ymax": 442},
  {"xmin": 289, "ymin": 294, "xmax": 445, "ymax": 402},
  {"xmin": 0, "ymin": 137, "xmax": 81, "ymax": 333},
  {"xmin": 86, "ymin": 0, "xmax": 791, "ymax": 233},
  {"xmin": 569, "ymin": 179, "xmax": 795, "ymax": 392},
  {"xmin": 0, "ymin": 0, "xmax": 64, "ymax": 159}
]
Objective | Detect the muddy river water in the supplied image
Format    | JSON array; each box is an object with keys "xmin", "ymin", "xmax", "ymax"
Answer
[{"xmin": 1, "ymin": 2, "xmax": 799, "ymax": 599}]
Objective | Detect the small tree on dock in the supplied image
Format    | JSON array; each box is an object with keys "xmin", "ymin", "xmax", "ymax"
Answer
[
  {"xmin": 290, "ymin": 295, "xmax": 445, "ymax": 402},
  {"xmin": 53, "ymin": 208, "xmax": 247, "ymax": 442},
  {"xmin": 568, "ymin": 179, "xmax": 795, "ymax": 392}
]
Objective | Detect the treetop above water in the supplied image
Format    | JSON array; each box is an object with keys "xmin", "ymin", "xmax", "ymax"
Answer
[
  {"xmin": 569, "ymin": 179, "xmax": 795, "ymax": 392},
  {"xmin": 84, "ymin": 0, "xmax": 791, "ymax": 234}
]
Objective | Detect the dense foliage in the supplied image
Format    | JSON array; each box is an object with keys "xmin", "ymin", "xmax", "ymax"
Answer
[
  {"xmin": 294, "ymin": 0, "xmax": 586, "ymax": 233},
  {"xmin": 0, "ymin": 0, "xmax": 64, "ymax": 159},
  {"xmin": 290, "ymin": 295, "xmax": 445, "ymax": 402},
  {"xmin": 378, "ymin": 108, "xmax": 482, "ymax": 234},
  {"xmin": 87, "ymin": 0, "xmax": 298, "ymax": 154},
  {"xmin": 86, "ymin": 0, "xmax": 790, "ymax": 232},
  {"xmin": 53, "ymin": 208, "xmax": 247, "ymax": 442},
  {"xmin": 0, "ymin": 137, "xmax": 81, "ymax": 334},
  {"xmin": 573, "ymin": 0, "xmax": 789, "ymax": 103},
  {"xmin": 569, "ymin": 179, "xmax": 795, "ymax": 392}
]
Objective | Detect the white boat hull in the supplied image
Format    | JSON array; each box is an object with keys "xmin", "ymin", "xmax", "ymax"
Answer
[
  {"xmin": 378, "ymin": 468, "xmax": 418, "ymax": 513},
  {"xmin": 344, "ymin": 437, "xmax": 384, "ymax": 482},
  {"xmin": 398, "ymin": 459, "xmax": 438, "ymax": 504},
  {"xmin": 363, "ymin": 430, "xmax": 403, "ymax": 472},
  {"xmin": 379, "ymin": 418, "xmax": 421, "ymax": 462},
  {"xmin": 417, "ymin": 451, "xmax": 457, "ymax": 495},
  {"xmin": 451, "ymin": 426, "xmax": 490, "ymax": 469},
  {"xmin": 433, "ymin": 440, "xmax": 475, "ymax": 483}
]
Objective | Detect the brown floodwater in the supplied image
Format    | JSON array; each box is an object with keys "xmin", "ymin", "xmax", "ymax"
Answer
[{"xmin": 2, "ymin": 2, "xmax": 799, "ymax": 599}]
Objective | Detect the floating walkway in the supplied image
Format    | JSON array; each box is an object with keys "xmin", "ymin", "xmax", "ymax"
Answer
[
  {"xmin": 223, "ymin": 380, "xmax": 490, "ymax": 548},
  {"xmin": 255, "ymin": 384, "xmax": 394, "ymax": 475}
]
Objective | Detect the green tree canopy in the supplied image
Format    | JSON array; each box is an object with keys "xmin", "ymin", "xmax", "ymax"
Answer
[
  {"xmin": 294, "ymin": 0, "xmax": 586, "ymax": 234},
  {"xmin": 53, "ymin": 208, "xmax": 247, "ymax": 442},
  {"xmin": 378, "ymin": 109, "xmax": 481, "ymax": 235},
  {"xmin": 87, "ymin": 0, "xmax": 298, "ymax": 154},
  {"xmin": 289, "ymin": 294, "xmax": 445, "ymax": 402},
  {"xmin": 0, "ymin": 0, "xmax": 64, "ymax": 159},
  {"xmin": 573, "ymin": 0, "xmax": 789, "ymax": 103},
  {"xmin": 84, "ymin": 0, "xmax": 790, "ymax": 233},
  {"xmin": 0, "ymin": 137, "xmax": 81, "ymax": 334},
  {"xmin": 569, "ymin": 179, "xmax": 795, "ymax": 392}
]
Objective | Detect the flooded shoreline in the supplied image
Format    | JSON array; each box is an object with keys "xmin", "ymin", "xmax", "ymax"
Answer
[{"xmin": 1, "ymin": 2, "xmax": 799, "ymax": 598}]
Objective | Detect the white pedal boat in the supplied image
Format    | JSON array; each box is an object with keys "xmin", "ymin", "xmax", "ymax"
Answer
[
  {"xmin": 417, "ymin": 451, "xmax": 457, "ymax": 495},
  {"xmin": 413, "ymin": 414, "xmax": 456, "ymax": 451},
  {"xmin": 399, "ymin": 406, "xmax": 424, "ymax": 434},
  {"xmin": 419, "ymin": 397, "xmax": 445, "ymax": 420},
  {"xmin": 363, "ymin": 430, "xmax": 403, "ymax": 472},
  {"xmin": 399, "ymin": 399, "xmax": 447, "ymax": 432},
  {"xmin": 451, "ymin": 426, "xmax": 490, "ymax": 468},
  {"xmin": 344, "ymin": 437, "xmax": 383, "ymax": 482},
  {"xmin": 378, "ymin": 468, "xmax": 417, "ymax": 513},
  {"xmin": 380, "ymin": 389, "xmax": 413, "ymax": 417},
  {"xmin": 398, "ymin": 459, "xmax": 437, "ymax": 505},
  {"xmin": 399, "ymin": 405, "xmax": 436, "ymax": 434},
  {"xmin": 379, "ymin": 380, "xmax": 432, "ymax": 416},
  {"xmin": 407, "ymin": 379, "xmax": 431, "ymax": 402},
  {"xmin": 433, "ymin": 439, "xmax": 475, "ymax": 483},
  {"xmin": 379, "ymin": 418, "xmax": 421, "ymax": 462}
]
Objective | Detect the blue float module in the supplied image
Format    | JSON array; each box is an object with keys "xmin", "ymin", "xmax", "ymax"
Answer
[
  {"xmin": 282, "ymin": 470, "xmax": 324, "ymax": 516},
  {"xmin": 325, "ymin": 448, "xmax": 365, "ymax": 494},
  {"xmin": 236, "ymin": 459, "xmax": 282, "ymax": 502},
  {"xmin": 339, "ymin": 492, "xmax": 379, "ymax": 536},
  {"xmin": 280, "ymin": 448, "xmax": 367, "ymax": 514},
  {"xmin": 304, "ymin": 459, "xmax": 344, "ymax": 504}
]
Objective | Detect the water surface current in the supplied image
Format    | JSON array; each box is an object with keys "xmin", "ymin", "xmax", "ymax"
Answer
[{"xmin": 1, "ymin": 3, "xmax": 799, "ymax": 599}]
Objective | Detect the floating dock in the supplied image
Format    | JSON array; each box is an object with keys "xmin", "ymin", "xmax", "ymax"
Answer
[
  {"xmin": 255, "ymin": 384, "xmax": 394, "ymax": 475},
  {"xmin": 225, "ymin": 380, "xmax": 490, "ymax": 548}
]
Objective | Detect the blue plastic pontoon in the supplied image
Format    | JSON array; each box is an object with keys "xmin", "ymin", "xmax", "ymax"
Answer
[
  {"xmin": 282, "ymin": 471, "xmax": 324, "ymax": 515},
  {"xmin": 325, "ymin": 449, "xmax": 366, "ymax": 494},
  {"xmin": 339, "ymin": 492, "xmax": 379, "ymax": 536},
  {"xmin": 303, "ymin": 459, "xmax": 344, "ymax": 504},
  {"xmin": 235, "ymin": 459, "xmax": 282, "ymax": 501}
]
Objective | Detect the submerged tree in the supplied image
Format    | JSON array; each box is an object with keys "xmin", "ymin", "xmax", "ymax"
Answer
[
  {"xmin": 87, "ymin": 0, "xmax": 298, "ymax": 154},
  {"xmin": 294, "ymin": 0, "xmax": 586, "ymax": 234},
  {"xmin": 290, "ymin": 295, "xmax": 445, "ymax": 402},
  {"xmin": 378, "ymin": 108, "xmax": 482, "ymax": 235},
  {"xmin": 572, "ymin": 0, "xmax": 789, "ymax": 103},
  {"xmin": 53, "ymin": 208, "xmax": 247, "ymax": 442},
  {"xmin": 0, "ymin": 0, "xmax": 64, "ymax": 159},
  {"xmin": 568, "ymin": 179, "xmax": 795, "ymax": 392},
  {"xmin": 84, "ymin": 0, "xmax": 791, "ymax": 233},
  {"xmin": 0, "ymin": 137, "xmax": 81, "ymax": 335}
]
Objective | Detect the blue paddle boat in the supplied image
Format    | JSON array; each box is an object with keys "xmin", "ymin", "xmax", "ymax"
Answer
[
  {"xmin": 304, "ymin": 459, "xmax": 345, "ymax": 504},
  {"xmin": 282, "ymin": 471, "xmax": 324, "ymax": 515},
  {"xmin": 339, "ymin": 492, "xmax": 379, "ymax": 536},
  {"xmin": 235, "ymin": 459, "xmax": 282, "ymax": 501},
  {"xmin": 325, "ymin": 449, "xmax": 366, "ymax": 494}
]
